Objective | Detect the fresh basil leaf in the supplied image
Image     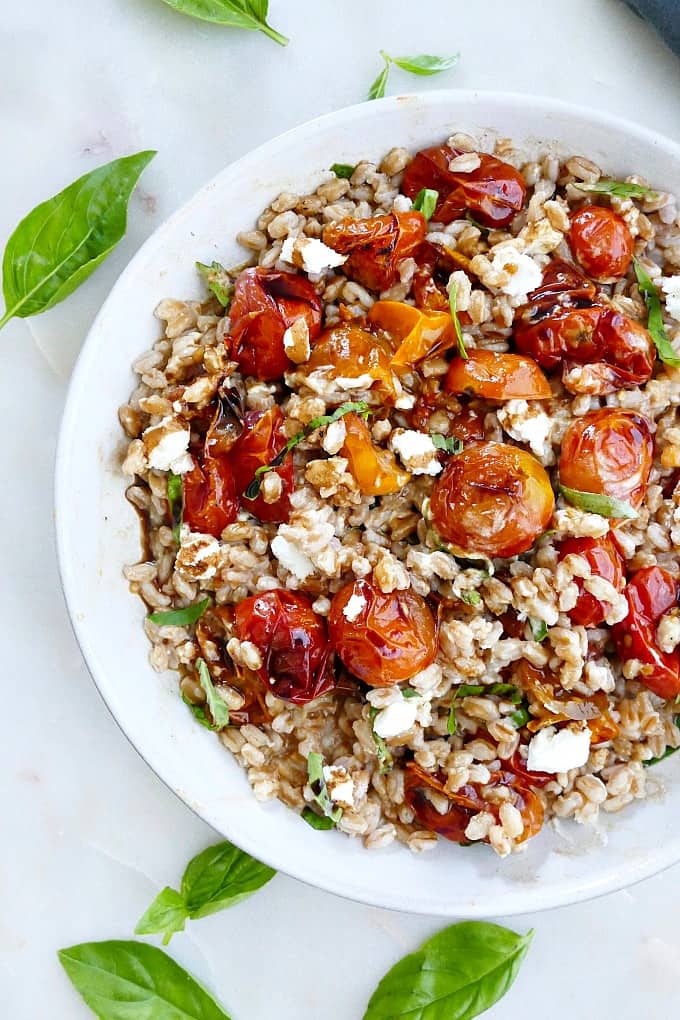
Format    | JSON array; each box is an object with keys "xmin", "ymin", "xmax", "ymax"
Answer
[
  {"xmin": 301, "ymin": 806, "xmax": 335, "ymax": 829},
  {"xmin": 167, "ymin": 470, "xmax": 184, "ymax": 544},
  {"xmin": 367, "ymin": 53, "xmax": 391, "ymax": 100},
  {"xmin": 307, "ymin": 752, "xmax": 342, "ymax": 824},
  {"xmin": 149, "ymin": 597, "xmax": 210, "ymax": 628},
  {"xmin": 574, "ymin": 179, "xmax": 658, "ymax": 200},
  {"xmin": 633, "ymin": 257, "xmax": 680, "ymax": 368},
  {"xmin": 431, "ymin": 433, "xmax": 463, "ymax": 455},
  {"xmin": 412, "ymin": 188, "xmax": 439, "ymax": 222},
  {"xmin": 58, "ymin": 940, "xmax": 232, "ymax": 1019},
  {"xmin": 488, "ymin": 683, "xmax": 522, "ymax": 704},
  {"xmin": 390, "ymin": 53, "xmax": 459, "ymax": 76},
  {"xmin": 330, "ymin": 163, "xmax": 356, "ymax": 180},
  {"xmin": 135, "ymin": 888, "xmax": 188, "ymax": 946},
  {"xmin": 448, "ymin": 684, "xmax": 520, "ymax": 734},
  {"xmin": 369, "ymin": 707, "xmax": 393, "ymax": 774},
  {"xmin": 363, "ymin": 921, "xmax": 533, "ymax": 1020},
  {"xmin": 460, "ymin": 590, "xmax": 481, "ymax": 607},
  {"xmin": 196, "ymin": 658, "xmax": 230, "ymax": 729},
  {"xmin": 196, "ymin": 261, "xmax": 234, "ymax": 308},
  {"xmin": 510, "ymin": 704, "xmax": 531, "ymax": 728},
  {"xmin": 530, "ymin": 618, "xmax": 548, "ymax": 642},
  {"xmin": 559, "ymin": 483, "xmax": 638, "ymax": 519},
  {"xmin": 401, "ymin": 687, "xmax": 420, "ymax": 699},
  {"xmin": 182, "ymin": 693, "xmax": 215, "ymax": 730},
  {"xmin": 157, "ymin": 0, "xmax": 288, "ymax": 45},
  {"xmin": 449, "ymin": 281, "xmax": 468, "ymax": 360},
  {"xmin": 181, "ymin": 840, "xmax": 275, "ymax": 919},
  {"xmin": 0, "ymin": 151, "xmax": 155, "ymax": 332}
]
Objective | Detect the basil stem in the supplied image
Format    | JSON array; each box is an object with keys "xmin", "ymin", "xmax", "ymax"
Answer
[
  {"xmin": 449, "ymin": 281, "xmax": 468, "ymax": 360},
  {"xmin": 149, "ymin": 597, "xmax": 210, "ymax": 627},
  {"xmin": 559, "ymin": 483, "xmax": 638, "ymax": 520},
  {"xmin": 633, "ymin": 257, "xmax": 680, "ymax": 368}
]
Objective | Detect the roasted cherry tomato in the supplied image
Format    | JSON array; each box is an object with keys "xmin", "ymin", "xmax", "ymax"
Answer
[
  {"xmin": 612, "ymin": 566, "xmax": 680, "ymax": 700},
  {"xmin": 402, "ymin": 143, "xmax": 527, "ymax": 227},
  {"xmin": 230, "ymin": 406, "xmax": 293, "ymax": 524},
  {"xmin": 569, "ymin": 205, "xmax": 634, "ymax": 282},
  {"xmin": 505, "ymin": 749, "xmax": 553, "ymax": 788},
  {"xmin": 301, "ymin": 324, "xmax": 397, "ymax": 402},
  {"xmin": 328, "ymin": 578, "xmax": 437, "ymax": 686},
  {"xmin": 445, "ymin": 349, "xmax": 551, "ymax": 400},
  {"xmin": 183, "ymin": 454, "xmax": 238, "ymax": 538},
  {"xmin": 234, "ymin": 589, "xmax": 334, "ymax": 704},
  {"xmin": 228, "ymin": 267, "xmax": 323, "ymax": 381},
  {"xmin": 524, "ymin": 257, "xmax": 598, "ymax": 311},
  {"xmin": 430, "ymin": 442, "xmax": 554, "ymax": 558},
  {"xmin": 559, "ymin": 408, "xmax": 654, "ymax": 510},
  {"xmin": 513, "ymin": 661, "xmax": 619, "ymax": 740},
  {"xmin": 368, "ymin": 300, "xmax": 455, "ymax": 373},
  {"xmin": 195, "ymin": 606, "xmax": 269, "ymax": 726},
  {"xmin": 558, "ymin": 535, "xmax": 626, "ymax": 628},
  {"xmin": 341, "ymin": 412, "xmax": 411, "ymax": 495},
  {"xmin": 323, "ymin": 211, "xmax": 426, "ymax": 291}
]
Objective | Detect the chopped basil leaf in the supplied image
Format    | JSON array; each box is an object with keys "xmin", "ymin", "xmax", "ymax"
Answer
[
  {"xmin": 369, "ymin": 706, "xmax": 393, "ymax": 774},
  {"xmin": 401, "ymin": 687, "xmax": 420, "ymax": 699},
  {"xmin": 307, "ymin": 752, "xmax": 342, "ymax": 824},
  {"xmin": 559, "ymin": 483, "xmax": 638, "ymax": 519},
  {"xmin": 431, "ymin": 433, "xmax": 464, "ymax": 454},
  {"xmin": 149, "ymin": 597, "xmax": 210, "ymax": 627},
  {"xmin": 448, "ymin": 683, "xmax": 521, "ymax": 734},
  {"xmin": 390, "ymin": 53, "xmax": 459, "ymax": 76},
  {"xmin": 167, "ymin": 470, "xmax": 183, "ymax": 544},
  {"xmin": 196, "ymin": 658, "xmax": 230, "ymax": 729},
  {"xmin": 412, "ymin": 188, "xmax": 439, "ymax": 222},
  {"xmin": 510, "ymin": 704, "xmax": 531, "ymax": 728},
  {"xmin": 530, "ymin": 618, "xmax": 548, "ymax": 642},
  {"xmin": 633, "ymin": 257, "xmax": 680, "ymax": 368},
  {"xmin": 330, "ymin": 163, "xmax": 356, "ymax": 179},
  {"xmin": 449, "ymin": 281, "xmax": 468, "ymax": 360},
  {"xmin": 196, "ymin": 260, "xmax": 234, "ymax": 308},
  {"xmin": 460, "ymin": 590, "xmax": 482, "ymax": 607},
  {"xmin": 301, "ymin": 807, "xmax": 335, "ymax": 829},
  {"xmin": 574, "ymin": 179, "xmax": 658, "ymax": 200},
  {"xmin": 182, "ymin": 693, "xmax": 215, "ymax": 730}
]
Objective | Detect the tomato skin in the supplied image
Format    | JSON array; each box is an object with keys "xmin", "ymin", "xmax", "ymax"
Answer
[
  {"xmin": 430, "ymin": 442, "xmax": 555, "ymax": 559},
  {"xmin": 445, "ymin": 349, "xmax": 551, "ymax": 400},
  {"xmin": 229, "ymin": 406, "xmax": 293, "ymax": 524},
  {"xmin": 341, "ymin": 413, "xmax": 411, "ymax": 495},
  {"xmin": 402, "ymin": 144, "xmax": 527, "ymax": 228},
  {"xmin": 569, "ymin": 205, "xmax": 634, "ymax": 282},
  {"xmin": 558, "ymin": 535, "xmax": 626, "ymax": 628},
  {"xmin": 229, "ymin": 267, "xmax": 323, "ymax": 381},
  {"xmin": 612, "ymin": 567, "xmax": 680, "ymax": 699},
  {"xmin": 559, "ymin": 408, "xmax": 654, "ymax": 510},
  {"xmin": 410, "ymin": 383, "xmax": 486, "ymax": 441},
  {"xmin": 328, "ymin": 578, "xmax": 437, "ymax": 686},
  {"xmin": 183, "ymin": 454, "xmax": 238, "ymax": 538},
  {"xmin": 368, "ymin": 300, "xmax": 455, "ymax": 372},
  {"xmin": 323, "ymin": 211, "xmax": 426, "ymax": 291},
  {"xmin": 302, "ymin": 323, "xmax": 397, "ymax": 402},
  {"xmin": 525, "ymin": 257, "xmax": 598, "ymax": 310},
  {"xmin": 234, "ymin": 590, "xmax": 334, "ymax": 704}
]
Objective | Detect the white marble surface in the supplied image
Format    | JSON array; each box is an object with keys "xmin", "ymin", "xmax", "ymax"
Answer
[{"xmin": 4, "ymin": 0, "xmax": 680, "ymax": 1016}]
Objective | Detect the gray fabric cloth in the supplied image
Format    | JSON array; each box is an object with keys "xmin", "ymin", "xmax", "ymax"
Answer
[{"xmin": 626, "ymin": 0, "xmax": 680, "ymax": 56}]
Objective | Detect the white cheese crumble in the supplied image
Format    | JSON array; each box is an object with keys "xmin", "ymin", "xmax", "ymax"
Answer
[
  {"xmin": 322, "ymin": 418, "xmax": 347, "ymax": 455},
  {"xmin": 175, "ymin": 529, "xmax": 221, "ymax": 582},
  {"xmin": 526, "ymin": 725, "xmax": 591, "ymax": 774},
  {"xmin": 660, "ymin": 276, "xmax": 680, "ymax": 321},
  {"xmin": 271, "ymin": 535, "xmax": 315, "ymax": 581},
  {"xmin": 143, "ymin": 417, "xmax": 193, "ymax": 474},
  {"xmin": 342, "ymin": 592, "xmax": 367, "ymax": 622},
  {"xmin": 372, "ymin": 699, "xmax": 419, "ymax": 739},
  {"xmin": 280, "ymin": 236, "xmax": 347, "ymax": 276},
  {"xmin": 496, "ymin": 400, "xmax": 554, "ymax": 462},
  {"xmin": 322, "ymin": 765, "xmax": 355, "ymax": 808},
  {"xmin": 488, "ymin": 242, "xmax": 543, "ymax": 299},
  {"xmin": 334, "ymin": 374, "xmax": 375, "ymax": 390},
  {"xmin": 390, "ymin": 429, "xmax": 442, "ymax": 476},
  {"xmin": 282, "ymin": 317, "xmax": 311, "ymax": 364}
]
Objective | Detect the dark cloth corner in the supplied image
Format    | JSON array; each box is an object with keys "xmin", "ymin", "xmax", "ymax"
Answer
[{"xmin": 626, "ymin": 0, "xmax": 680, "ymax": 56}]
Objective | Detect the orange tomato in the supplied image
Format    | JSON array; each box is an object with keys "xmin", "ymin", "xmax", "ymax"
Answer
[
  {"xmin": 301, "ymin": 324, "xmax": 397, "ymax": 402},
  {"xmin": 341, "ymin": 412, "xmax": 411, "ymax": 495},
  {"xmin": 569, "ymin": 205, "xmax": 634, "ymax": 282},
  {"xmin": 445, "ymin": 349, "xmax": 551, "ymax": 400},
  {"xmin": 368, "ymin": 300, "xmax": 454, "ymax": 372},
  {"xmin": 323, "ymin": 211, "xmax": 426, "ymax": 291}
]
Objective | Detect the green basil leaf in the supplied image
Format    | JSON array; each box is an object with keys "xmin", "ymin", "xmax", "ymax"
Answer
[
  {"xmin": 559, "ymin": 483, "xmax": 638, "ymax": 519},
  {"xmin": 157, "ymin": 0, "xmax": 288, "ymax": 45},
  {"xmin": 181, "ymin": 840, "xmax": 275, "ymax": 918},
  {"xmin": 167, "ymin": 471, "xmax": 184, "ymax": 544},
  {"xmin": 449, "ymin": 282, "xmax": 468, "ymax": 360},
  {"xmin": 401, "ymin": 687, "xmax": 420, "ymax": 699},
  {"xmin": 196, "ymin": 658, "xmax": 230, "ymax": 729},
  {"xmin": 510, "ymin": 704, "xmax": 531, "ymax": 728},
  {"xmin": 574, "ymin": 179, "xmax": 657, "ymax": 200},
  {"xmin": 135, "ymin": 888, "xmax": 188, "ymax": 946},
  {"xmin": 367, "ymin": 54, "xmax": 391, "ymax": 100},
  {"xmin": 390, "ymin": 53, "xmax": 459, "ymax": 76},
  {"xmin": 307, "ymin": 751, "xmax": 342, "ymax": 824},
  {"xmin": 460, "ymin": 590, "xmax": 481, "ymax": 607},
  {"xmin": 196, "ymin": 261, "xmax": 234, "ymax": 308},
  {"xmin": 369, "ymin": 707, "xmax": 393, "ymax": 774},
  {"xmin": 363, "ymin": 921, "xmax": 533, "ymax": 1020},
  {"xmin": 330, "ymin": 163, "xmax": 356, "ymax": 179},
  {"xmin": 412, "ymin": 188, "xmax": 439, "ymax": 221},
  {"xmin": 58, "ymin": 940, "xmax": 232, "ymax": 1019},
  {"xmin": 301, "ymin": 806, "xmax": 335, "ymax": 829},
  {"xmin": 149, "ymin": 597, "xmax": 210, "ymax": 627},
  {"xmin": 488, "ymin": 683, "xmax": 522, "ymax": 704},
  {"xmin": 633, "ymin": 257, "xmax": 680, "ymax": 368},
  {"xmin": 0, "ymin": 151, "xmax": 155, "ymax": 332},
  {"xmin": 431, "ymin": 433, "xmax": 464, "ymax": 454},
  {"xmin": 182, "ymin": 693, "xmax": 215, "ymax": 730},
  {"xmin": 530, "ymin": 618, "xmax": 548, "ymax": 642}
]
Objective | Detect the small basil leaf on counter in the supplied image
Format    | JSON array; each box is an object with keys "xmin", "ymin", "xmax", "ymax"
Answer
[
  {"xmin": 559, "ymin": 483, "xmax": 638, "ymax": 519},
  {"xmin": 196, "ymin": 260, "xmax": 234, "ymax": 308},
  {"xmin": 1, "ymin": 151, "xmax": 156, "ymax": 332},
  {"xmin": 633, "ymin": 257, "xmax": 680, "ymax": 368},
  {"xmin": 167, "ymin": 470, "xmax": 183, "ymax": 544},
  {"xmin": 134, "ymin": 887, "xmax": 188, "ymax": 945},
  {"xmin": 530, "ymin": 618, "xmax": 548, "ymax": 642},
  {"xmin": 149, "ymin": 597, "xmax": 211, "ymax": 627},
  {"xmin": 390, "ymin": 52, "xmax": 460, "ymax": 76},
  {"xmin": 460, "ymin": 590, "xmax": 481, "ymax": 607},
  {"xmin": 363, "ymin": 921, "xmax": 533, "ymax": 1020},
  {"xmin": 412, "ymin": 187, "xmax": 439, "ymax": 221},
  {"xmin": 330, "ymin": 163, "xmax": 356, "ymax": 179},
  {"xmin": 58, "ymin": 940, "xmax": 232, "ymax": 1019},
  {"xmin": 196, "ymin": 658, "xmax": 230, "ymax": 729},
  {"xmin": 301, "ymin": 806, "xmax": 335, "ymax": 829},
  {"xmin": 307, "ymin": 751, "xmax": 342, "ymax": 824},
  {"xmin": 449, "ymin": 282, "xmax": 468, "ymax": 360},
  {"xmin": 431, "ymin": 433, "xmax": 463, "ymax": 454},
  {"xmin": 574, "ymin": 179, "xmax": 658, "ymax": 200},
  {"xmin": 369, "ymin": 707, "xmax": 393, "ymax": 774},
  {"xmin": 367, "ymin": 53, "xmax": 391, "ymax": 100},
  {"xmin": 157, "ymin": 0, "xmax": 288, "ymax": 45}
]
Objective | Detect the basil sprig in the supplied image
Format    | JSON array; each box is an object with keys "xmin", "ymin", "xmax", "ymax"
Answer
[
  {"xmin": 306, "ymin": 752, "xmax": 342, "ymax": 826},
  {"xmin": 149, "ymin": 596, "xmax": 210, "ymax": 627},
  {"xmin": 244, "ymin": 400, "xmax": 369, "ymax": 499},
  {"xmin": 0, "ymin": 151, "xmax": 155, "ymax": 332},
  {"xmin": 559, "ymin": 483, "xmax": 638, "ymax": 520},
  {"xmin": 574, "ymin": 179, "xmax": 658, "ymax": 200},
  {"xmin": 369, "ymin": 707, "xmax": 393, "ymax": 774},
  {"xmin": 135, "ymin": 839, "xmax": 275, "ymax": 944},
  {"xmin": 196, "ymin": 260, "xmax": 234, "ymax": 308},
  {"xmin": 367, "ymin": 50, "xmax": 459, "ymax": 100},
  {"xmin": 196, "ymin": 658, "xmax": 230, "ymax": 729},
  {"xmin": 633, "ymin": 257, "xmax": 680, "ymax": 368},
  {"xmin": 58, "ymin": 940, "xmax": 232, "ymax": 1019},
  {"xmin": 448, "ymin": 683, "xmax": 521, "ymax": 735},
  {"xmin": 412, "ymin": 187, "xmax": 439, "ymax": 221},
  {"xmin": 330, "ymin": 163, "xmax": 356, "ymax": 179},
  {"xmin": 157, "ymin": 0, "xmax": 288, "ymax": 45},
  {"xmin": 363, "ymin": 921, "xmax": 533, "ymax": 1020},
  {"xmin": 449, "ymin": 281, "xmax": 468, "ymax": 360},
  {"xmin": 167, "ymin": 470, "xmax": 184, "ymax": 543},
  {"xmin": 431, "ymin": 433, "xmax": 464, "ymax": 454}
]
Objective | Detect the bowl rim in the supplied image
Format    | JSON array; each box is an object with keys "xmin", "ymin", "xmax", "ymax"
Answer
[{"xmin": 55, "ymin": 88, "xmax": 680, "ymax": 916}]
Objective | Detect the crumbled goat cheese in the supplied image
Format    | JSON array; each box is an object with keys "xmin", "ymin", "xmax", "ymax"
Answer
[
  {"xmin": 271, "ymin": 535, "xmax": 315, "ymax": 580},
  {"xmin": 282, "ymin": 317, "xmax": 311, "ymax": 364},
  {"xmin": 342, "ymin": 592, "xmax": 367, "ymax": 622},
  {"xmin": 657, "ymin": 611, "xmax": 680, "ymax": 654},
  {"xmin": 322, "ymin": 765, "xmax": 355, "ymax": 808},
  {"xmin": 496, "ymin": 400, "xmax": 554, "ymax": 461},
  {"xmin": 394, "ymin": 392, "xmax": 416, "ymax": 410},
  {"xmin": 175, "ymin": 530, "xmax": 221, "ymax": 582},
  {"xmin": 372, "ymin": 699, "xmax": 419, "ymax": 739},
  {"xmin": 527, "ymin": 725, "xmax": 591, "ymax": 773},
  {"xmin": 488, "ymin": 242, "xmax": 543, "ymax": 298},
  {"xmin": 143, "ymin": 417, "xmax": 193, "ymax": 474},
  {"xmin": 322, "ymin": 418, "xmax": 347, "ymax": 455},
  {"xmin": 334, "ymin": 374, "xmax": 375, "ymax": 390},
  {"xmin": 280, "ymin": 236, "xmax": 347, "ymax": 275},
  {"xmin": 390, "ymin": 429, "xmax": 442, "ymax": 475},
  {"xmin": 661, "ymin": 276, "xmax": 680, "ymax": 321}
]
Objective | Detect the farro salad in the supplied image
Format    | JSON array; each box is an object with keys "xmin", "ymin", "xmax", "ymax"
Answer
[{"xmin": 120, "ymin": 133, "xmax": 680, "ymax": 857}]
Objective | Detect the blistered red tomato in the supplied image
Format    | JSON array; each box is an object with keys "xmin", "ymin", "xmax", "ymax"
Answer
[
  {"xmin": 402, "ymin": 143, "xmax": 527, "ymax": 227},
  {"xmin": 558, "ymin": 535, "xmax": 626, "ymax": 628},
  {"xmin": 229, "ymin": 406, "xmax": 293, "ymax": 524},
  {"xmin": 445, "ymin": 349, "xmax": 551, "ymax": 400},
  {"xmin": 569, "ymin": 205, "xmax": 634, "ymax": 282},
  {"xmin": 430, "ymin": 442, "xmax": 555, "ymax": 558},
  {"xmin": 328, "ymin": 578, "xmax": 437, "ymax": 686},
  {"xmin": 183, "ymin": 454, "xmax": 238, "ymax": 538},
  {"xmin": 228, "ymin": 267, "xmax": 323, "ymax": 381},
  {"xmin": 612, "ymin": 566, "xmax": 680, "ymax": 699},
  {"xmin": 234, "ymin": 589, "xmax": 334, "ymax": 704},
  {"xmin": 559, "ymin": 408, "xmax": 654, "ymax": 510},
  {"xmin": 323, "ymin": 211, "xmax": 426, "ymax": 291},
  {"xmin": 301, "ymin": 324, "xmax": 397, "ymax": 402}
]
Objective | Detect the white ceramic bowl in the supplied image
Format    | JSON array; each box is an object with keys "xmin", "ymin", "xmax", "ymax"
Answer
[{"xmin": 56, "ymin": 90, "xmax": 680, "ymax": 916}]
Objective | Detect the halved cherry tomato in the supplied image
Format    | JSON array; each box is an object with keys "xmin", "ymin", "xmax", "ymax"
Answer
[
  {"xmin": 523, "ymin": 257, "xmax": 598, "ymax": 310},
  {"xmin": 229, "ymin": 267, "xmax": 323, "ymax": 381},
  {"xmin": 341, "ymin": 412, "xmax": 411, "ymax": 495},
  {"xmin": 328, "ymin": 578, "xmax": 437, "ymax": 686},
  {"xmin": 183, "ymin": 454, "xmax": 238, "ymax": 538},
  {"xmin": 234, "ymin": 589, "xmax": 334, "ymax": 704},
  {"xmin": 301, "ymin": 324, "xmax": 397, "ymax": 402},
  {"xmin": 430, "ymin": 442, "xmax": 555, "ymax": 558},
  {"xmin": 368, "ymin": 300, "xmax": 455, "ymax": 373},
  {"xmin": 322, "ymin": 211, "xmax": 426, "ymax": 291},
  {"xmin": 230, "ymin": 406, "xmax": 293, "ymax": 524},
  {"xmin": 612, "ymin": 566, "xmax": 680, "ymax": 700},
  {"xmin": 558, "ymin": 535, "xmax": 625, "ymax": 628},
  {"xmin": 402, "ymin": 143, "xmax": 527, "ymax": 227},
  {"xmin": 506, "ymin": 749, "xmax": 553, "ymax": 788},
  {"xmin": 445, "ymin": 349, "xmax": 552, "ymax": 400},
  {"xmin": 569, "ymin": 205, "xmax": 634, "ymax": 282},
  {"xmin": 513, "ymin": 661, "xmax": 619, "ymax": 740},
  {"xmin": 559, "ymin": 408, "xmax": 654, "ymax": 510}
]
